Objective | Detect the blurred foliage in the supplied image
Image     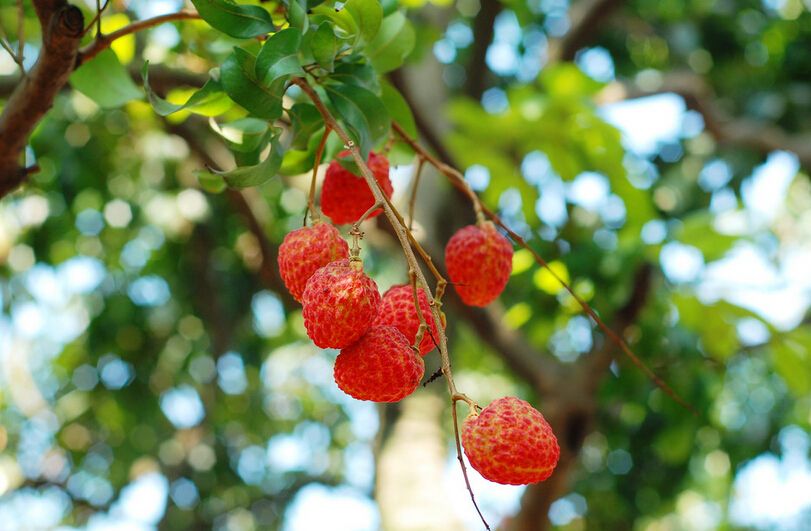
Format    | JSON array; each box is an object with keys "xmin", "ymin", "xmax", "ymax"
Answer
[{"xmin": 0, "ymin": 0, "xmax": 810, "ymax": 530}]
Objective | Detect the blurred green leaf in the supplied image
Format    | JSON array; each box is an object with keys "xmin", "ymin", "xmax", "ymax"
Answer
[
  {"xmin": 70, "ymin": 50, "xmax": 142, "ymax": 108},
  {"xmin": 142, "ymin": 63, "xmax": 227, "ymax": 116},
  {"xmin": 772, "ymin": 328, "xmax": 811, "ymax": 397},
  {"xmin": 675, "ymin": 212, "xmax": 740, "ymax": 261}
]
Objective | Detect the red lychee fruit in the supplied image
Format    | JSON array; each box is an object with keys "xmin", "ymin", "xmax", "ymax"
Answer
[
  {"xmin": 445, "ymin": 221, "xmax": 513, "ymax": 307},
  {"xmin": 301, "ymin": 259, "xmax": 380, "ymax": 348},
  {"xmin": 321, "ymin": 151, "xmax": 393, "ymax": 225},
  {"xmin": 334, "ymin": 325, "xmax": 425, "ymax": 402},
  {"xmin": 374, "ymin": 284, "xmax": 444, "ymax": 355},
  {"xmin": 277, "ymin": 222, "xmax": 350, "ymax": 302},
  {"xmin": 462, "ymin": 396, "xmax": 560, "ymax": 485}
]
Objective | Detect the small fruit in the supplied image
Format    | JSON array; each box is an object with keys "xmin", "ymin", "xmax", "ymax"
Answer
[
  {"xmin": 375, "ymin": 284, "xmax": 444, "ymax": 355},
  {"xmin": 321, "ymin": 151, "xmax": 393, "ymax": 225},
  {"xmin": 462, "ymin": 396, "xmax": 560, "ymax": 485},
  {"xmin": 334, "ymin": 325, "xmax": 425, "ymax": 402},
  {"xmin": 445, "ymin": 221, "xmax": 513, "ymax": 307},
  {"xmin": 302, "ymin": 259, "xmax": 381, "ymax": 348},
  {"xmin": 277, "ymin": 222, "xmax": 350, "ymax": 302}
]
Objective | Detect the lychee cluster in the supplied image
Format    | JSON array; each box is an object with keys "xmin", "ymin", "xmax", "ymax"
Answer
[{"xmin": 276, "ymin": 151, "xmax": 558, "ymax": 487}]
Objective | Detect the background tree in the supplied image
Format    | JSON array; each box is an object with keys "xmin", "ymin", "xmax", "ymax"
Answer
[{"xmin": 1, "ymin": 0, "xmax": 810, "ymax": 530}]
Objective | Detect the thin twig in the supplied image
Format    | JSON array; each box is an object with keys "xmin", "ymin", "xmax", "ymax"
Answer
[
  {"xmin": 15, "ymin": 0, "xmax": 24, "ymax": 73},
  {"xmin": 77, "ymin": 10, "xmax": 201, "ymax": 66},
  {"xmin": 391, "ymin": 121, "xmax": 698, "ymax": 417},
  {"xmin": 292, "ymin": 77, "xmax": 490, "ymax": 530},
  {"xmin": 81, "ymin": 0, "xmax": 111, "ymax": 38},
  {"xmin": 407, "ymin": 156, "xmax": 424, "ymax": 231},
  {"xmin": 408, "ymin": 268, "xmax": 429, "ymax": 352},
  {"xmin": 452, "ymin": 400, "xmax": 490, "ymax": 530},
  {"xmin": 305, "ymin": 126, "xmax": 331, "ymax": 225}
]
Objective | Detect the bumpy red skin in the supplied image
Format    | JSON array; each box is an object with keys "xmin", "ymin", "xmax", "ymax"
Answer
[
  {"xmin": 445, "ymin": 221, "xmax": 514, "ymax": 307},
  {"xmin": 301, "ymin": 260, "xmax": 381, "ymax": 349},
  {"xmin": 334, "ymin": 325, "xmax": 425, "ymax": 402},
  {"xmin": 321, "ymin": 151, "xmax": 393, "ymax": 225},
  {"xmin": 277, "ymin": 222, "xmax": 350, "ymax": 302},
  {"xmin": 374, "ymin": 285, "xmax": 443, "ymax": 355},
  {"xmin": 462, "ymin": 397, "xmax": 560, "ymax": 485}
]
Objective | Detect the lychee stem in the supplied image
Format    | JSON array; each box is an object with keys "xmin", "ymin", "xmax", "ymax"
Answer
[
  {"xmin": 407, "ymin": 156, "xmax": 425, "ymax": 232},
  {"xmin": 305, "ymin": 125, "xmax": 331, "ymax": 226}
]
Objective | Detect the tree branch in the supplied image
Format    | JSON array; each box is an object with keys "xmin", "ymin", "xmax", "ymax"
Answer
[
  {"xmin": 549, "ymin": 0, "xmax": 626, "ymax": 62},
  {"xmin": 601, "ymin": 72, "xmax": 811, "ymax": 168},
  {"xmin": 463, "ymin": 0, "xmax": 502, "ymax": 99},
  {"xmin": 509, "ymin": 263, "xmax": 655, "ymax": 531},
  {"xmin": 0, "ymin": 0, "xmax": 83, "ymax": 197},
  {"xmin": 0, "ymin": 7, "xmax": 202, "ymax": 199},
  {"xmin": 77, "ymin": 11, "xmax": 201, "ymax": 66}
]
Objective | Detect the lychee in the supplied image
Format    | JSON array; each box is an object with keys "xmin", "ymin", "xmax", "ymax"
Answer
[
  {"xmin": 462, "ymin": 396, "xmax": 560, "ymax": 485},
  {"xmin": 374, "ymin": 284, "xmax": 444, "ymax": 355},
  {"xmin": 445, "ymin": 221, "xmax": 513, "ymax": 307},
  {"xmin": 334, "ymin": 325, "xmax": 425, "ymax": 402},
  {"xmin": 277, "ymin": 222, "xmax": 350, "ymax": 301},
  {"xmin": 301, "ymin": 259, "xmax": 380, "ymax": 348},
  {"xmin": 321, "ymin": 151, "xmax": 393, "ymax": 225}
]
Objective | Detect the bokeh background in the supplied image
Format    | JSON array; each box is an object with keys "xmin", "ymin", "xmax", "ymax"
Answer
[{"xmin": 1, "ymin": 0, "xmax": 811, "ymax": 529}]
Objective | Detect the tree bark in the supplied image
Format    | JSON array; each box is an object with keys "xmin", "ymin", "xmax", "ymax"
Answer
[{"xmin": 0, "ymin": 1, "xmax": 83, "ymax": 196}]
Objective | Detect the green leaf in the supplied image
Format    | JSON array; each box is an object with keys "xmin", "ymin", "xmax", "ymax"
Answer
[
  {"xmin": 255, "ymin": 28, "xmax": 304, "ymax": 85},
  {"xmin": 772, "ymin": 328, "xmax": 811, "ymax": 397},
  {"xmin": 380, "ymin": 80, "xmax": 415, "ymax": 137},
  {"xmin": 311, "ymin": 23, "xmax": 338, "ymax": 72},
  {"xmin": 214, "ymin": 134, "xmax": 285, "ymax": 188},
  {"xmin": 674, "ymin": 212, "xmax": 740, "ymax": 262},
  {"xmin": 210, "ymin": 118, "xmax": 269, "ymax": 153},
  {"xmin": 311, "ymin": 0, "xmax": 381, "ymax": 44},
  {"xmin": 190, "ymin": 0, "xmax": 275, "ymax": 39},
  {"xmin": 344, "ymin": 0, "xmax": 383, "ymax": 43},
  {"xmin": 286, "ymin": 0, "xmax": 309, "ymax": 33},
  {"xmin": 70, "ymin": 49, "xmax": 142, "ymax": 109},
  {"xmin": 221, "ymin": 48, "xmax": 285, "ymax": 120},
  {"xmin": 325, "ymin": 83, "xmax": 390, "ymax": 157},
  {"xmin": 330, "ymin": 62, "xmax": 380, "ymax": 93},
  {"xmin": 288, "ymin": 103, "xmax": 325, "ymax": 150},
  {"xmin": 366, "ymin": 11, "xmax": 415, "ymax": 73},
  {"xmin": 142, "ymin": 63, "xmax": 227, "ymax": 116},
  {"xmin": 311, "ymin": 3, "xmax": 358, "ymax": 41}
]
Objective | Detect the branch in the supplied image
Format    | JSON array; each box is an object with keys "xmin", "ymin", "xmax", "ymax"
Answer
[
  {"xmin": 601, "ymin": 73, "xmax": 811, "ymax": 169},
  {"xmin": 0, "ymin": 1, "xmax": 83, "ymax": 196},
  {"xmin": 77, "ymin": 11, "xmax": 201, "ymax": 66},
  {"xmin": 549, "ymin": 0, "xmax": 626, "ymax": 62},
  {"xmin": 463, "ymin": 0, "xmax": 502, "ymax": 99}
]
